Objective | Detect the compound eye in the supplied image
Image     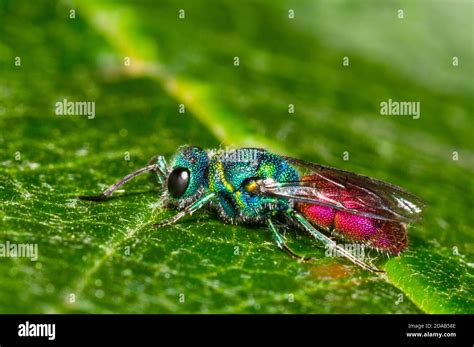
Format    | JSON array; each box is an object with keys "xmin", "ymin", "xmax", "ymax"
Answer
[{"xmin": 167, "ymin": 167, "xmax": 190, "ymax": 198}]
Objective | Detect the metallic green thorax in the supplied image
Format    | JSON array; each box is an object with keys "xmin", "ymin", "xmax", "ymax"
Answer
[{"xmin": 168, "ymin": 146, "xmax": 299, "ymax": 221}]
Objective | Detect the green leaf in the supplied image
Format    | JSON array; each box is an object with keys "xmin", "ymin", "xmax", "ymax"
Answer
[
  {"xmin": 385, "ymin": 240, "xmax": 474, "ymax": 314},
  {"xmin": 0, "ymin": 0, "xmax": 472, "ymax": 313}
]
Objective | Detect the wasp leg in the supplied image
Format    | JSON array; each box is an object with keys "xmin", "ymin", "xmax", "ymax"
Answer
[
  {"xmin": 267, "ymin": 218, "xmax": 315, "ymax": 262},
  {"xmin": 286, "ymin": 209, "xmax": 384, "ymax": 274},
  {"xmin": 152, "ymin": 193, "xmax": 216, "ymax": 227},
  {"xmin": 78, "ymin": 164, "xmax": 161, "ymax": 202}
]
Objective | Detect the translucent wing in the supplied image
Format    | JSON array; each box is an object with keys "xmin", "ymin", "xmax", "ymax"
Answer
[{"xmin": 257, "ymin": 156, "xmax": 425, "ymax": 223}]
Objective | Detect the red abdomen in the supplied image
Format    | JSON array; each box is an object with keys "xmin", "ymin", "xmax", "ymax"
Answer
[{"xmin": 295, "ymin": 175, "xmax": 407, "ymax": 254}]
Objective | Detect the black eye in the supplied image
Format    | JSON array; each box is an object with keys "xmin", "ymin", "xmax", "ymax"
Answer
[{"xmin": 167, "ymin": 167, "xmax": 190, "ymax": 198}]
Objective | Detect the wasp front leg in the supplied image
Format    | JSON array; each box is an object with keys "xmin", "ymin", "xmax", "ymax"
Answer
[{"xmin": 152, "ymin": 193, "xmax": 216, "ymax": 227}]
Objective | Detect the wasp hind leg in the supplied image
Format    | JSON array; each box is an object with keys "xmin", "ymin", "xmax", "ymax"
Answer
[
  {"xmin": 267, "ymin": 218, "xmax": 315, "ymax": 262},
  {"xmin": 286, "ymin": 209, "xmax": 384, "ymax": 274}
]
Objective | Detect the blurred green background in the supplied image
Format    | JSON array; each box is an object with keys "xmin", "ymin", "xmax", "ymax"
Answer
[{"xmin": 0, "ymin": 0, "xmax": 472, "ymax": 313}]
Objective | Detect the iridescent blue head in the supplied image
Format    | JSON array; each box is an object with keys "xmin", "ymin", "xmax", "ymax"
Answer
[{"xmin": 167, "ymin": 145, "xmax": 209, "ymax": 200}]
